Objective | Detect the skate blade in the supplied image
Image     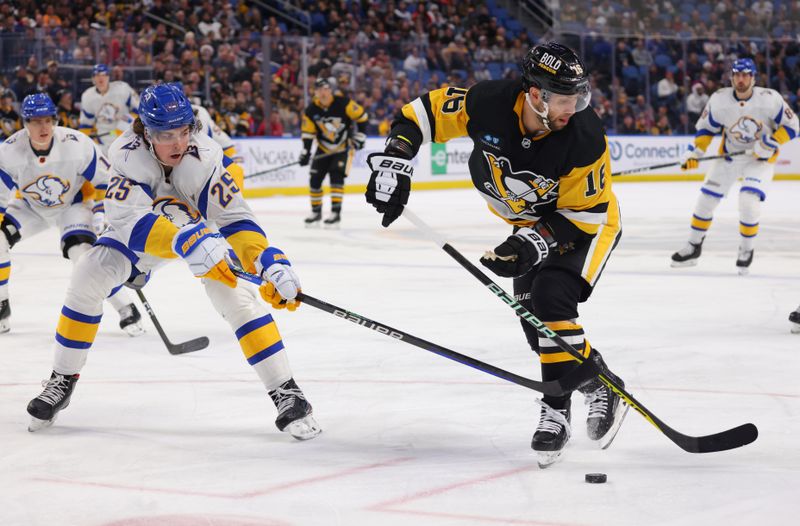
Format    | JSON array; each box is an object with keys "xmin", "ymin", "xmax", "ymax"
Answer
[
  {"xmin": 284, "ymin": 415, "xmax": 322, "ymax": 441},
  {"xmin": 304, "ymin": 222, "xmax": 321, "ymax": 229},
  {"xmin": 791, "ymin": 323, "xmax": 800, "ymax": 334},
  {"xmin": 737, "ymin": 267, "xmax": 750, "ymax": 276},
  {"xmin": 598, "ymin": 403, "xmax": 630, "ymax": 450},
  {"xmin": 122, "ymin": 322, "xmax": 146, "ymax": 337},
  {"xmin": 535, "ymin": 449, "xmax": 565, "ymax": 469},
  {"xmin": 322, "ymin": 222, "xmax": 341, "ymax": 230},
  {"xmin": 670, "ymin": 259, "xmax": 699, "ymax": 268},
  {"xmin": 28, "ymin": 415, "xmax": 56, "ymax": 432},
  {"xmin": 0, "ymin": 322, "xmax": 9, "ymax": 334}
]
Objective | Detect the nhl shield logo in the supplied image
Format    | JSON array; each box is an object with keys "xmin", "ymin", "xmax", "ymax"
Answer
[{"xmin": 521, "ymin": 137, "xmax": 531, "ymax": 149}]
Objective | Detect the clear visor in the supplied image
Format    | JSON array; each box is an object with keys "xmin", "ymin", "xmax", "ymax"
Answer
[
  {"xmin": 541, "ymin": 87, "xmax": 591, "ymax": 113},
  {"xmin": 146, "ymin": 125, "xmax": 192, "ymax": 145}
]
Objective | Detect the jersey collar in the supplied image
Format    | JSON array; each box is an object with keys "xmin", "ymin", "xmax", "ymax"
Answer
[{"xmin": 514, "ymin": 92, "xmax": 551, "ymax": 141}]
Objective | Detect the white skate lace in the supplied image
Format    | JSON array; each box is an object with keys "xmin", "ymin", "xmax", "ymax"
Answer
[
  {"xmin": 534, "ymin": 399, "xmax": 571, "ymax": 437},
  {"xmin": 272, "ymin": 386, "xmax": 305, "ymax": 415},
  {"xmin": 37, "ymin": 375, "xmax": 71, "ymax": 406},
  {"xmin": 585, "ymin": 388, "xmax": 609, "ymax": 419}
]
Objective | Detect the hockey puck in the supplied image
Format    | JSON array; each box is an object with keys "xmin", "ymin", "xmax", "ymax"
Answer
[{"xmin": 585, "ymin": 473, "xmax": 607, "ymax": 484}]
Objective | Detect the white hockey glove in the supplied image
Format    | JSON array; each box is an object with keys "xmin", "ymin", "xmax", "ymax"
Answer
[
  {"xmin": 753, "ymin": 134, "xmax": 778, "ymax": 161},
  {"xmin": 366, "ymin": 152, "xmax": 414, "ymax": 227},
  {"xmin": 480, "ymin": 224, "xmax": 556, "ymax": 278},
  {"xmin": 91, "ymin": 203, "xmax": 106, "ymax": 235},
  {"xmin": 255, "ymin": 246, "xmax": 301, "ymax": 311},
  {"xmin": 680, "ymin": 145, "xmax": 703, "ymax": 170},
  {"xmin": 172, "ymin": 222, "xmax": 237, "ymax": 288},
  {"xmin": 350, "ymin": 132, "xmax": 367, "ymax": 150}
]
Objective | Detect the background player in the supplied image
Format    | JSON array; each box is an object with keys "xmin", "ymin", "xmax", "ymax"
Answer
[
  {"xmin": 671, "ymin": 58, "xmax": 799, "ymax": 274},
  {"xmin": 26, "ymin": 84, "xmax": 320, "ymax": 441},
  {"xmin": 299, "ymin": 77, "xmax": 368, "ymax": 228},
  {"xmin": 79, "ymin": 63, "xmax": 139, "ymax": 156},
  {"xmin": 0, "ymin": 93, "xmax": 143, "ymax": 335},
  {"xmin": 364, "ymin": 42, "xmax": 627, "ymax": 467}
]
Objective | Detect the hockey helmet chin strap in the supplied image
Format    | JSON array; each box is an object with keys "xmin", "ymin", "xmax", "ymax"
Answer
[{"xmin": 525, "ymin": 92, "xmax": 552, "ymax": 131}]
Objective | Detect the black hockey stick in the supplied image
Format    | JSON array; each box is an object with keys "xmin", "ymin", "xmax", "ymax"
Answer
[
  {"xmin": 611, "ymin": 151, "xmax": 746, "ymax": 176},
  {"xmin": 226, "ymin": 262, "xmax": 599, "ymax": 396},
  {"xmin": 402, "ymin": 208, "xmax": 758, "ymax": 453},
  {"xmin": 135, "ymin": 289, "xmax": 209, "ymax": 355},
  {"xmin": 244, "ymin": 151, "xmax": 341, "ymax": 180}
]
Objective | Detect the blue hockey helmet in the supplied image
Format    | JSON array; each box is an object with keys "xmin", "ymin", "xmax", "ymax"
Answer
[
  {"xmin": 731, "ymin": 58, "xmax": 757, "ymax": 76},
  {"xmin": 21, "ymin": 93, "xmax": 57, "ymax": 120},
  {"xmin": 92, "ymin": 63, "xmax": 110, "ymax": 76},
  {"xmin": 138, "ymin": 84, "xmax": 195, "ymax": 132}
]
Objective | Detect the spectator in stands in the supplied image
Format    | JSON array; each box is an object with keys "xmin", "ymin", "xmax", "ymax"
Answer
[
  {"xmin": 618, "ymin": 114, "xmax": 637, "ymax": 134},
  {"xmin": 657, "ymin": 69, "xmax": 679, "ymax": 106},
  {"xmin": 0, "ymin": 89, "xmax": 20, "ymax": 140},
  {"xmin": 631, "ymin": 38, "xmax": 653, "ymax": 68},
  {"xmin": 686, "ymin": 83, "xmax": 709, "ymax": 131}
]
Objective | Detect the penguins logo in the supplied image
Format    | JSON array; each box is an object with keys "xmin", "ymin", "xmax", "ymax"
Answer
[
  {"xmin": 729, "ymin": 116, "xmax": 762, "ymax": 143},
  {"xmin": 23, "ymin": 175, "xmax": 71, "ymax": 207},
  {"xmin": 152, "ymin": 197, "xmax": 200, "ymax": 227},
  {"xmin": 482, "ymin": 152, "xmax": 558, "ymax": 214}
]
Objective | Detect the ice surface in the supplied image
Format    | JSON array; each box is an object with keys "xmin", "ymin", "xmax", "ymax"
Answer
[{"xmin": 1, "ymin": 182, "xmax": 798, "ymax": 525}]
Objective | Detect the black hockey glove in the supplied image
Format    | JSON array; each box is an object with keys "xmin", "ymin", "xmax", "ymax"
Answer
[
  {"xmin": 480, "ymin": 223, "xmax": 556, "ymax": 278},
  {"xmin": 366, "ymin": 151, "xmax": 413, "ymax": 227},
  {"xmin": 350, "ymin": 132, "xmax": 367, "ymax": 150},
  {"xmin": 298, "ymin": 149, "xmax": 310, "ymax": 167}
]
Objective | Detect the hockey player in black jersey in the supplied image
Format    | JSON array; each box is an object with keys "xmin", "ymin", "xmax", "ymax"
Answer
[
  {"xmin": 300, "ymin": 77, "xmax": 368, "ymax": 228},
  {"xmin": 365, "ymin": 42, "xmax": 628, "ymax": 467}
]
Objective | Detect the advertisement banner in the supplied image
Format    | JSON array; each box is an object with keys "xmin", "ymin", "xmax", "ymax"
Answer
[{"xmin": 235, "ymin": 135, "xmax": 800, "ymax": 195}]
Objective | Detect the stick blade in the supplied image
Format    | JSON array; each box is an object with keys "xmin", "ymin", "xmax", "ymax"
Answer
[
  {"xmin": 670, "ymin": 422, "xmax": 759, "ymax": 453},
  {"xmin": 168, "ymin": 336, "xmax": 210, "ymax": 355}
]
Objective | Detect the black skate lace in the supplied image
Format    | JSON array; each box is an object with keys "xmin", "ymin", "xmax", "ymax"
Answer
[
  {"xmin": 585, "ymin": 388, "xmax": 609, "ymax": 418},
  {"xmin": 272, "ymin": 386, "xmax": 305, "ymax": 415},
  {"xmin": 535, "ymin": 400, "xmax": 571, "ymax": 436},
  {"xmin": 37, "ymin": 375, "xmax": 71, "ymax": 406}
]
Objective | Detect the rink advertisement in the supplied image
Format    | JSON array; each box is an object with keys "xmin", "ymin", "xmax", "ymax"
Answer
[{"xmin": 234, "ymin": 136, "xmax": 800, "ymax": 196}]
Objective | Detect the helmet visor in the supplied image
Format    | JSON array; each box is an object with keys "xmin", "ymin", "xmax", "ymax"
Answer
[
  {"xmin": 147, "ymin": 125, "xmax": 192, "ymax": 145},
  {"xmin": 541, "ymin": 85, "xmax": 591, "ymax": 113}
]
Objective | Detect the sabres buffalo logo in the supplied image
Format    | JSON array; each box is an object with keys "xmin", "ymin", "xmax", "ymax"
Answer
[
  {"xmin": 482, "ymin": 152, "xmax": 558, "ymax": 215},
  {"xmin": 23, "ymin": 175, "xmax": 71, "ymax": 207},
  {"xmin": 152, "ymin": 197, "xmax": 200, "ymax": 227},
  {"xmin": 729, "ymin": 116, "xmax": 762, "ymax": 143}
]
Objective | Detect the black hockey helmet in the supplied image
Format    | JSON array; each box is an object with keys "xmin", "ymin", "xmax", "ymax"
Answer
[{"xmin": 522, "ymin": 42, "xmax": 591, "ymax": 114}]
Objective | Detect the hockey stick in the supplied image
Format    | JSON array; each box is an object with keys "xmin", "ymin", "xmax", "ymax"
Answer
[
  {"xmin": 611, "ymin": 151, "xmax": 746, "ymax": 176},
  {"xmin": 225, "ymin": 262, "xmax": 599, "ymax": 396},
  {"xmin": 135, "ymin": 289, "xmax": 209, "ymax": 355},
  {"xmin": 244, "ymin": 151, "xmax": 341, "ymax": 180},
  {"xmin": 402, "ymin": 208, "xmax": 758, "ymax": 453}
]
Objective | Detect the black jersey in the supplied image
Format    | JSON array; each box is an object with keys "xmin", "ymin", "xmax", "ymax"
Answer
[
  {"xmin": 389, "ymin": 79, "xmax": 620, "ymax": 248},
  {"xmin": 0, "ymin": 106, "xmax": 21, "ymax": 141},
  {"xmin": 301, "ymin": 95, "xmax": 368, "ymax": 154}
]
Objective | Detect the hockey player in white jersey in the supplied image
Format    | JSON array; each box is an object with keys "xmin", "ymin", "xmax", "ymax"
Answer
[
  {"xmin": 672, "ymin": 58, "xmax": 799, "ymax": 274},
  {"xmin": 0, "ymin": 93, "xmax": 143, "ymax": 335},
  {"xmin": 171, "ymin": 82, "xmax": 243, "ymax": 188},
  {"xmin": 26, "ymin": 84, "xmax": 321, "ymax": 441},
  {"xmin": 79, "ymin": 63, "xmax": 139, "ymax": 156}
]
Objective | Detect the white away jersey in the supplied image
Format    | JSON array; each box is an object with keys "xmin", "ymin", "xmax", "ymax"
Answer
[
  {"xmin": 100, "ymin": 128, "xmax": 260, "ymax": 270},
  {"xmin": 0, "ymin": 126, "xmax": 100, "ymax": 221},
  {"xmin": 193, "ymin": 104, "xmax": 234, "ymax": 152},
  {"xmin": 79, "ymin": 81, "xmax": 139, "ymax": 137},
  {"xmin": 695, "ymin": 86, "xmax": 799, "ymax": 156}
]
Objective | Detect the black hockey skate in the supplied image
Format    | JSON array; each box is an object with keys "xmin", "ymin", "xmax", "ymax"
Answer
[
  {"xmin": 736, "ymin": 247, "xmax": 754, "ymax": 275},
  {"xmin": 27, "ymin": 371, "xmax": 80, "ymax": 431},
  {"xmin": 789, "ymin": 306, "xmax": 800, "ymax": 334},
  {"xmin": 269, "ymin": 378, "xmax": 321, "ymax": 440},
  {"xmin": 323, "ymin": 211, "xmax": 341, "ymax": 229},
  {"xmin": 671, "ymin": 241, "xmax": 703, "ymax": 267},
  {"xmin": 531, "ymin": 400, "xmax": 571, "ymax": 468},
  {"xmin": 0, "ymin": 298, "xmax": 9, "ymax": 334},
  {"xmin": 118, "ymin": 303, "xmax": 145, "ymax": 336},
  {"xmin": 578, "ymin": 352, "xmax": 629, "ymax": 449},
  {"xmin": 304, "ymin": 211, "xmax": 322, "ymax": 228}
]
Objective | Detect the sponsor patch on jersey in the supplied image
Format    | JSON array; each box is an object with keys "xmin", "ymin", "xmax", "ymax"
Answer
[
  {"xmin": 481, "ymin": 134, "xmax": 502, "ymax": 149},
  {"xmin": 482, "ymin": 152, "xmax": 558, "ymax": 215},
  {"xmin": 22, "ymin": 174, "xmax": 71, "ymax": 207}
]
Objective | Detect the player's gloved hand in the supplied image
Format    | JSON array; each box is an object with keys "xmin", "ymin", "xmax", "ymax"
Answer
[
  {"xmin": 350, "ymin": 132, "xmax": 367, "ymax": 150},
  {"xmin": 366, "ymin": 152, "xmax": 413, "ymax": 227},
  {"xmin": 92, "ymin": 203, "xmax": 106, "ymax": 235},
  {"xmin": 172, "ymin": 222, "xmax": 237, "ymax": 288},
  {"xmin": 753, "ymin": 134, "xmax": 778, "ymax": 161},
  {"xmin": 680, "ymin": 146, "xmax": 702, "ymax": 170},
  {"xmin": 255, "ymin": 246, "xmax": 301, "ymax": 311},
  {"xmin": 480, "ymin": 223, "xmax": 556, "ymax": 278},
  {"xmin": 298, "ymin": 149, "xmax": 310, "ymax": 167}
]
